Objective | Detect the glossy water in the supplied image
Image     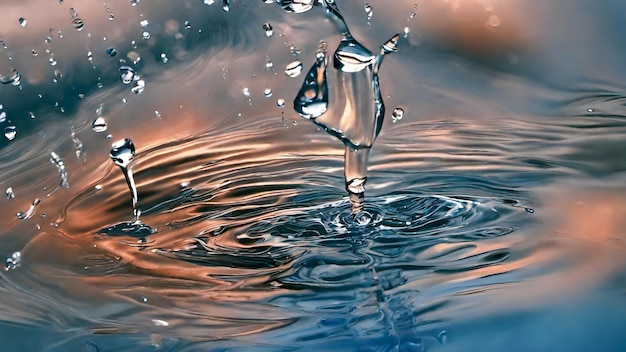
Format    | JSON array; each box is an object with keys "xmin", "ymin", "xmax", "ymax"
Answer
[{"xmin": 0, "ymin": 0, "xmax": 625, "ymax": 351}]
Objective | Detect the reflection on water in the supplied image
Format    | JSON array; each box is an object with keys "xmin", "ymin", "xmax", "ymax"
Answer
[{"xmin": 1, "ymin": 0, "xmax": 626, "ymax": 351}]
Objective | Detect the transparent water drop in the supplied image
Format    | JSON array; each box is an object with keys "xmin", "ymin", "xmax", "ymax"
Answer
[
  {"xmin": 72, "ymin": 18, "xmax": 84, "ymax": 31},
  {"xmin": 106, "ymin": 47, "xmax": 117, "ymax": 57},
  {"xmin": 160, "ymin": 53, "xmax": 168, "ymax": 63},
  {"xmin": 17, "ymin": 199, "xmax": 40, "ymax": 220},
  {"xmin": 334, "ymin": 36, "xmax": 375, "ymax": 73},
  {"xmin": 130, "ymin": 0, "xmax": 141, "ymax": 6},
  {"xmin": 184, "ymin": 20, "xmax": 191, "ymax": 29},
  {"xmin": 44, "ymin": 36, "xmax": 52, "ymax": 44},
  {"xmin": 284, "ymin": 59, "xmax": 303, "ymax": 77},
  {"xmin": 5, "ymin": 187, "xmax": 15, "ymax": 199},
  {"xmin": 403, "ymin": 26, "xmax": 410, "ymax": 38},
  {"xmin": 4, "ymin": 125, "xmax": 17, "ymax": 141},
  {"xmin": 18, "ymin": 18, "xmax": 27, "ymax": 27},
  {"xmin": 264, "ymin": 88, "xmax": 272, "ymax": 97},
  {"xmin": 203, "ymin": 0, "xmax": 215, "ymax": 5},
  {"xmin": 242, "ymin": 87, "xmax": 250, "ymax": 97},
  {"xmin": 392, "ymin": 107, "xmax": 404, "ymax": 122},
  {"xmin": 69, "ymin": 7, "xmax": 78, "ymax": 18},
  {"xmin": 49, "ymin": 56, "xmax": 58, "ymax": 66},
  {"xmin": 0, "ymin": 68, "xmax": 21, "ymax": 86},
  {"xmin": 364, "ymin": 3, "xmax": 373, "ymax": 21},
  {"xmin": 276, "ymin": 98, "xmax": 285, "ymax": 109},
  {"xmin": 263, "ymin": 22, "xmax": 274, "ymax": 37},
  {"xmin": 28, "ymin": 112, "xmax": 35, "ymax": 119},
  {"xmin": 131, "ymin": 80, "xmax": 145, "ymax": 94},
  {"xmin": 32, "ymin": 49, "xmax": 38, "ymax": 56},
  {"xmin": 110, "ymin": 138, "xmax": 142, "ymax": 222},
  {"xmin": 154, "ymin": 110, "xmax": 161, "ymax": 118},
  {"xmin": 142, "ymin": 31, "xmax": 150, "ymax": 40},
  {"xmin": 586, "ymin": 108, "xmax": 594, "ymax": 113},
  {"xmin": 50, "ymin": 152, "xmax": 69, "ymax": 188},
  {"xmin": 152, "ymin": 319, "xmax": 169, "ymax": 327},
  {"xmin": 91, "ymin": 116, "xmax": 108, "ymax": 132},
  {"xmin": 525, "ymin": 207, "xmax": 535, "ymax": 214},
  {"xmin": 222, "ymin": 0, "xmax": 230, "ymax": 12},
  {"xmin": 5, "ymin": 252, "xmax": 21, "ymax": 271},
  {"xmin": 71, "ymin": 132, "xmax": 85, "ymax": 160},
  {"xmin": 140, "ymin": 19, "xmax": 149, "ymax": 28},
  {"xmin": 294, "ymin": 42, "xmax": 328, "ymax": 119},
  {"xmin": 437, "ymin": 331, "xmax": 448, "ymax": 344},
  {"xmin": 275, "ymin": 0, "xmax": 315, "ymax": 13}
]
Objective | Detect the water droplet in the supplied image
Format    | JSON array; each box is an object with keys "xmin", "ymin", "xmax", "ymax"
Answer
[
  {"xmin": 265, "ymin": 56, "xmax": 274, "ymax": 69},
  {"xmin": 184, "ymin": 20, "xmax": 191, "ymax": 29},
  {"xmin": 131, "ymin": 80, "xmax": 145, "ymax": 94},
  {"xmin": 0, "ymin": 68, "xmax": 21, "ymax": 86},
  {"xmin": 242, "ymin": 87, "xmax": 250, "ymax": 97},
  {"xmin": 392, "ymin": 107, "xmax": 404, "ymax": 122},
  {"xmin": 110, "ymin": 138, "xmax": 135, "ymax": 169},
  {"xmin": 587, "ymin": 108, "xmax": 594, "ymax": 113},
  {"xmin": 140, "ymin": 19, "xmax": 149, "ymax": 28},
  {"xmin": 263, "ymin": 22, "xmax": 274, "ymax": 37},
  {"xmin": 119, "ymin": 66, "xmax": 135, "ymax": 84},
  {"xmin": 276, "ymin": 98, "xmax": 285, "ymax": 109},
  {"xmin": 294, "ymin": 42, "xmax": 328, "ymax": 119},
  {"xmin": 154, "ymin": 110, "xmax": 161, "ymax": 118},
  {"xmin": 152, "ymin": 319, "xmax": 169, "ymax": 327},
  {"xmin": 129, "ymin": 0, "xmax": 141, "ymax": 6},
  {"xmin": 50, "ymin": 152, "xmax": 69, "ymax": 188},
  {"xmin": 127, "ymin": 51, "xmax": 141, "ymax": 64},
  {"xmin": 403, "ymin": 26, "xmax": 410, "ymax": 38},
  {"xmin": 222, "ymin": 0, "xmax": 230, "ymax": 12},
  {"xmin": 203, "ymin": 0, "xmax": 215, "ymax": 5},
  {"xmin": 275, "ymin": 0, "xmax": 315, "ymax": 13},
  {"xmin": 44, "ymin": 36, "xmax": 52, "ymax": 44},
  {"xmin": 28, "ymin": 112, "xmax": 35, "ymax": 119},
  {"xmin": 32, "ymin": 49, "xmax": 38, "ymax": 56},
  {"xmin": 160, "ymin": 53, "xmax": 168, "ymax": 63},
  {"xmin": 334, "ymin": 36, "xmax": 375, "ymax": 73},
  {"xmin": 364, "ymin": 3, "xmax": 373, "ymax": 21},
  {"xmin": 18, "ymin": 18, "xmax": 27, "ymax": 27},
  {"xmin": 72, "ymin": 18, "xmax": 84, "ymax": 31},
  {"xmin": 69, "ymin": 7, "xmax": 78, "ymax": 18},
  {"xmin": 17, "ymin": 199, "xmax": 40, "ymax": 220},
  {"xmin": 4, "ymin": 125, "xmax": 17, "ymax": 141},
  {"xmin": 71, "ymin": 132, "xmax": 85, "ymax": 160},
  {"xmin": 142, "ymin": 31, "xmax": 150, "ymax": 40},
  {"xmin": 5, "ymin": 251, "xmax": 21, "ymax": 270},
  {"xmin": 525, "ymin": 207, "xmax": 535, "ymax": 214},
  {"xmin": 264, "ymin": 88, "xmax": 272, "ymax": 98},
  {"xmin": 91, "ymin": 116, "xmax": 108, "ymax": 132},
  {"xmin": 49, "ymin": 56, "xmax": 58, "ymax": 66},
  {"xmin": 5, "ymin": 187, "xmax": 15, "ymax": 199},
  {"xmin": 285, "ymin": 59, "xmax": 303, "ymax": 77},
  {"xmin": 106, "ymin": 47, "xmax": 117, "ymax": 57}
]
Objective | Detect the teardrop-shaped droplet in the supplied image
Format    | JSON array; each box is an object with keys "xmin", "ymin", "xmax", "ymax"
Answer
[
  {"xmin": 110, "ymin": 138, "xmax": 135, "ymax": 168},
  {"xmin": 334, "ymin": 36, "xmax": 375, "ymax": 73},
  {"xmin": 91, "ymin": 116, "xmax": 108, "ymax": 132},
  {"xmin": 294, "ymin": 43, "xmax": 328, "ymax": 119}
]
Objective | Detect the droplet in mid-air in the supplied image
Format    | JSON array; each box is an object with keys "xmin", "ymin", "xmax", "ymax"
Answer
[
  {"xmin": 5, "ymin": 252, "xmax": 21, "ymax": 271},
  {"xmin": 160, "ymin": 53, "xmax": 168, "ymax": 63},
  {"xmin": 284, "ymin": 59, "xmax": 303, "ymax": 77},
  {"xmin": 222, "ymin": 0, "xmax": 230, "ymax": 12},
  {"xmin": 334, "ymin": 36, "xmax": 375, "ymax": 73},
  {"xmin": 242, "ymin": 87, "xmax": 250, "ymax": 97},
  {"xmin": 110, "ymin": 138, "xmax": 135, "ymax": 168},
  {"xmin": 72, "ymin": 18, "xmax": 84, "ymax": 31},
  {"xmin": 119, "ymin": 66, "xmax": 135, "ymax": 84},
  {"xmin": 392, "ymin": 107, "xmax": 404, "ymax": 122},
  {"xmin": 276, "ymin": 98, "xmax": 285, "ymax": 109},
  {"xmin": 263, "ymin": 22, "xmax": 274, "ymax": 37},
  {"xmin": 264, "ymin": 88, "xmax": 272, "ymax": 98},
  {"xmin": 0, "ymin": 68, "xmax": 21, "ymax": 86},
  {"xmin": 5, "ymin": 187, "xmax": 15, "ymax": 199},
  {"xmin": 129, "ymin": 0, "xmax": 141, "ymax": 6},
  {"xmin": 275, "ymin": 0, "xmax": 316, "ymax": 13},
  {"xmin": 140, "ymin": 19, "xmax": 149, "ymax": 28},
  {"xmin": 106, "ymin": 47, "xmax": 117, "ymax": 57},
  {"xmin": 91, "ymin": 116, "xmax": 108, "ymax": 132},
  {"xmin": 294, "ymin": 42, "xmax": 328, "ymax": 119},
  {"xmin": 4, "ymin": 126, "xmax": 17, "ymax": 141},
  {"xmin": 18, "ymin": 18, "xmax": 27, "ymax": 27},
  {"xmin": 131, "ymin": 80, "xmax": 145, "ymax": 94},
  {"xmin": 184, "ymin": 20, "xmax": 191, "ymax": 29}
]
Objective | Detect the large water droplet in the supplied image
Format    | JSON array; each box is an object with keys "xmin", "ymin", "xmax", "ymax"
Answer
[
  {"xmin": 294, "ymin": 42, "xmax": 328, "ymax": 119},
  {"xmin": 0, "ymin": 68, "xmax": 21, "ymax": 86},
  {"xmin": 275, "ymin": 0, "xmax": 316, "ymax": 13},
  {"xmin": 72, "ymin": 18, "xmax": 84, "ymax": 31},
  {"xmin": 285, "ymin": 59, "xmax": 303, "ymax": 77},
  {"xmin": 91, "ymin": 116, "xmax": 108, "ymax": 132},
  {"xmin": 334, "ymin": 36, "xmax": 375, "ymax": 73},
  {"xmin": 110, "ymin": 138, "xmax": 135, "ymax": 168},
  {"xmin": 4, "ymin": 125, "xmax": 17, "ymax": 141}
]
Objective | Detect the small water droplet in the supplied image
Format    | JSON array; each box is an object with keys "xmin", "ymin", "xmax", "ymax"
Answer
[
  {"xmin": 525, "ymin": 207, "xmax": 534, "ymax": 214},
  {"xmin": 32, "ymin": 49, "xmax": 38, "ymax": 56},
  {"xmin": 152, "ymin": 319, "xmax": 169, "ymax": 327},
  {"xmin": 184, "ymin": 20, "xmax": 191, "ymax": 29},
  {"xmin": 69, "ymin": 7, "xmax": 78, "ymax": 18},
  {"xmin": 142, "ymin": 31, "xmax": 150, "ymax": 40},
  {"xmin": 131, "ymin": 79, "xmax": 145, "ymax": 94},
  {"xmin": 106, "ymin": 47, "xmax": 117, "ymax": 57},
  {"xmin": 17, "ymin": 199, "xmax": 40, "ymax": 220},
  {"xmin": 91, "ymin": 116, "xmax": 108, "ymax": 132},
  {"xmin": 119, "ymin": 66, "xmax": 135, "ymax": 84},
  {"xmin": 44, "ymin": 36, "xmax": 52, "ymax": 44},
  {"xmin": 71, "ymin": 132, "xmax": 85, "ymax": 160},
  {"xmin": 276, "ymin": 98, "xmax": 285, "ymax": 109},
  {"xmin": 140, "ymin": 19, "xmax": 149, "ymax": 28},
  {"xmin": 5, "ymin": 251, "xmax": 21, "ymax": 270},
  {"xmin": 222, "ymin": 0, "xmax": 230, "ymax": 12},
  {"xmin": 4, "ymin": 125, "xmax": 17, "ymax": 141},
  {"xmin": 242, "ymin": 87, "xmax": 250, "ymax": 97},
  {"xmin": 587, "ymin": 108, "xmax": 594, "ymax": 113},
  {"xmin": 130, "ymin": 0, "xmax": 141, "ymax": 6},
  {"xmin": 284, "ymin": 59, "xmax": 303, "ymax": 77},
  {"xmin": 28, "ymin": 111, "xmax": 35, "ymax": 119},
  {"xmin": 264, "ymin": 88, "xmax": 272, "ymax": 97},
  {"xmin": 263, "ymin": 22, "xmax": 274, "ymax": 37},
  {"xmin": 6, "ymin": 187, "xmax": 15, "ymax": 199},
  {"xmin": 160, "ymin": 53, "xmax": 168, "ymax": 63},
  {"xmin": 403, "ymin": 26, "xmax": 410, "ymax": 38},
  {"xmin": 50, "ymin": 152, "xmax": 69, "ymax": 188},
  {"xmin": 265, "ymin": 56, "xmax": 274, "ymax": 69},
  {"xmin": 18, "ymin": 18, "xmax": 27, "ymax": 27},
  {"xmin": 392, "ymin": 107, "xmax": 404, "ymax": 122},
  {"xmin": 72, "ymin": 18, "xmax": 84, "ymax": 31},
  {"xmin": 0, "ymin": 68, "xmax": 21, "ymax": 85},
  {"xmin": 154, "ymin": 110, "xmax": 161, "ymax": 118},
  {"xmin": 204, "ymin": 0, "xmax": 215, "ymax": 5}
]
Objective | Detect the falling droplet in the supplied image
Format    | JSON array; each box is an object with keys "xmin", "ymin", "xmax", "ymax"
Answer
[
  {"xmin": 275, "ymin": 0, "xmax": 315, "ymax": 13},
  {"xmin": 222, "ymin": 0, "xmax": 230, "ymax": 12},
  {"xmin": 334, "ymin": 36, "xmax": 375, "ymax": 73},
  {"xmin": 131, "ymin": 80, "xmax": 145, "ymax": 94},
  {"xmin": 110, "ymin": 138, "xmax": 141, "ymax": 222},
  {"xmin": 0, "ymin": 68, "xmax": 21, "ymax": 86},
  {"xmin": 18, "ymin": 18, "xmax": 27, "ymax": 27},
  {"xmin": 142, "ymin": 31, "xmax": 150, "ymax": 40},
  {"xmin": 284, "ymin": 59, "xmax": 303, "ymax": 77},
  {"xmin": 106, "ymin": 47, "xmax": 117, "ymax": 57},
  {"xmin": 44, "ymin": 36, "xmax": 52, "ymax": 44},
  {"xmin": 203, "ymin": 0, "xmax": 215, "ymax": 5},
  {"xmin": 71, "ymin": 132, "xmax": 85, "ymax": 160},
  {"xmin": 242, "ymin": 87, "xmax": 250, "ymax": 97},
  {"xmin": 50, "ymin": 152, "xmax": 69, "ymax": 188},
  {"xmin": 91, "ymin": 116, "xmax": 108, "ymax": 132},
  {"xmin": 263, "ymin": 22, "xmax": 273, "ymax": 37},
  {"xmin": 265, "ymin": 56, "xmax": 274, "ymax": 69},
  {"xmin": 525, "ymin": 207, "xmax": 535, "ymax": 214},
  {"xmin": 154, "ymin": 110, "xmax": 161, "ymax": 118},
  {"xmin": 276, "ymin": 98, "xmax": 285, "ymax": 109},
  {"xmin": 140, "ymin": 19, "xmax": 149, "ymax": 28},
  {"xmin": 184, "ymin": 20, "xmax": 191, "ymax": 29},
  {"xmin": 72, "ymin": 18, "xmax": 84, "ymax": 31},
  {"xmin": 264, "ymin": 88, "xmax": 272, "ymax": 97},
  {"xmin": 392, "ymin": 107, "xmax": 404, "ymax": 122},
  {"xmin": 5, "ymin": 251, "xmax": 21, "ymax": 271},
  {"xmin": 5, "ymin": 187, "xmax": 15, "ymax": 199},
  {"xmin": 17, "ymin": 199, "xmax": 40, "ymax": 220},
  {"xmin": 4, "ymin": 125, "xmax": 17, "ymax": 141},
  {"xmin": 69, "ymin": 7, "xmax": 78, "ymax": 18},
  {"xmin": 129, "ymin": 0, "xmax": 141, "ymax": 6},
  {"xmin": 586, "ymin": 108, "xmax": 594, "ymax": 113},
  {"xmin": 294, "ymin": 42, "xmax": 328, "ymax": 119},
  {"xmin": 160, "ymin": 53, "xmax": 168, "ymax": 63}
]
